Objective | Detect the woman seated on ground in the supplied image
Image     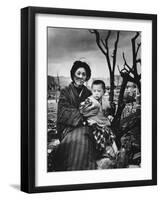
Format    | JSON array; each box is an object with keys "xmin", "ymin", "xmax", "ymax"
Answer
[{"xmin": 55, "ymin": 60, "xmax": 99, "ymax": 171}]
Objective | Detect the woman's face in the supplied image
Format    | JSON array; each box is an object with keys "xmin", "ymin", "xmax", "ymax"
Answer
[{"xmin": 73, "ymin": 67, "xmax": 87, "ymax": 87}]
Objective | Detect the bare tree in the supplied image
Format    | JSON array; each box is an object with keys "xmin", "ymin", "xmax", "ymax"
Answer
[
  {"xmin": 89, "ymin": 30, "xmax": 120, "ymax": 103},
  {"xmin": 112, "ymin": 32, "xmax": 141, "ymax": 127},
  {"xmin": 90, "ymin": 30, "xmax": 141, "ymax": 130},
  {"xmin": 90, "ymin": 30, "xmax": 141, "ymax": 168}
]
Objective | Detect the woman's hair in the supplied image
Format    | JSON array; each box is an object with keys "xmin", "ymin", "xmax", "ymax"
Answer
[
  {"xmin": 70, "ymin": 60, "xmax": 91, "ymax": 81},
  {"xmin": 91, "ymin": 80, "xmax": 106, "ymax": 92}
]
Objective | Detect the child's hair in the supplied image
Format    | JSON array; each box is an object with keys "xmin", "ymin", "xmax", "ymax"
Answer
[{"xmin": 91, "ymin": 80, "xmax": 106, "ymax": 92}]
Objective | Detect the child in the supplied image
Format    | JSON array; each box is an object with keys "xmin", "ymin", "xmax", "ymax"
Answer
[{"xmin": 80, "ymin": 80, "xmax": 117, "ymax": 155}]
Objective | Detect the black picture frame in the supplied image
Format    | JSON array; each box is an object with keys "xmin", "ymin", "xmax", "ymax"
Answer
[{"xmin": 21, "ymin": 6, "xmax": 157, "ymax": 193}]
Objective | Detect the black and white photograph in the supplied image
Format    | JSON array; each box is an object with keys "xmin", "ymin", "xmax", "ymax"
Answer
[
  {"xmin": 47, "ymin": 27, "xmax": 141, "ymax": 172},
  {"xmin": 20, "ymin": 7, "xmax": 157, "ymax": 193}
]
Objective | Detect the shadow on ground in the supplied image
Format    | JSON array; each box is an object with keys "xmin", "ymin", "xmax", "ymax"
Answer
[{"xmin": 10, "ymin": 184, "xmax": 20, "ymax": 191}]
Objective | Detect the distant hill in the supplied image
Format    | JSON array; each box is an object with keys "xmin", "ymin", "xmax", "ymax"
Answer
[
  {"xmin": 48, "ymin": 74, "xmax": 136, "ymax": 90},
  {"xmin": 48, "ymin": 75, "xmax": 132, "ymax": 91},
  {"xmin": 48, "ymin": 75, "xmax": 71, "ymax": 90}
]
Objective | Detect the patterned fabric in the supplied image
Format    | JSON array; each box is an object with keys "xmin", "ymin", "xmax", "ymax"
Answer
[{"xmin": 91, "ymin": 124, "xmax": 115, "ymax": 153}]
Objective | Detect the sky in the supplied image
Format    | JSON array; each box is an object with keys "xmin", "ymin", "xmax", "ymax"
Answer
[{"xmin": 47, "ymin": 27, "xmax": 141, "ymax": 79}]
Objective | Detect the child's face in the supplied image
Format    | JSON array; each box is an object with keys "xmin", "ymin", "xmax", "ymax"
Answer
[{"xmin": 92, "ymin": 84, "xmax": 104, "ymax": 100}]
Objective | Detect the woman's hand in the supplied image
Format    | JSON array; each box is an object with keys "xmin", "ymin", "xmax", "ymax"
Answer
[{"xmin": 80, "ymin": 104, "xmax": 99, "ymax": 117}]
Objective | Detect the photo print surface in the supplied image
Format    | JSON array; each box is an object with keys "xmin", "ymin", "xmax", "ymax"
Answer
[{"xmin": 47, "ymin": 27, "xmax": 141, "ymax": 172}]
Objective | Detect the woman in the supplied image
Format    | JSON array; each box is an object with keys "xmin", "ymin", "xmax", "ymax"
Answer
[{"xmin": 55, "ymin": 61, "xmax": 98, "ymax": 171}]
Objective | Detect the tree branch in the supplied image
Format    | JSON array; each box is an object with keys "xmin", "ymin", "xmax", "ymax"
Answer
[
  {"xmin": 89, "ymin": 29, "xmax": 106, "ymax": 55},
  {"xmin": 131, "ymin": 32, "xmax": 140, "ymax": 75},
  {"xmin": 104, "ymin": 31, "xmax": 112, "ymax": 72},
  {"xmin": 117, "ymin": 65, "xmax": 121, "ymax": 74},
  {"xmin": 105, "ymin": 31, "xmax": 111, "ymax": 48},
  {"xmin": 122, "ymin": 52, "xmax": 132, "ymax": 71},
  {"xmin": 127, "ymin": 75, "xmax": 135, "ymax": 83},
  {"xmin": 101, "ymin": 38, "xmax": 106, "ymax": 49},
  {"xmin": 112, "ymin": 31, "xmax": 120, "ymax": 72},
  {"xmin": 135, "ymin": 42, "xmax": 141, "ymax": 57},
  {"xmin": 132, "ymin": 32, "xmax": 140, "ymax": 41},
  {"xmin": 89, "ymin": 29, "xmax": 112, "ymax": 72}
]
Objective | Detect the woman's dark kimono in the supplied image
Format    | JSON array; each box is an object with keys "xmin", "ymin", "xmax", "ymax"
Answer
[{"xmin": 55, "ymin": 83, "xmax": 97, "ymax": 171}]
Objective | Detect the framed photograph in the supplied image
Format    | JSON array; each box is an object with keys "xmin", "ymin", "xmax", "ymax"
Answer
[{"xmin": 21, "ymin": 6, "xmax": 157, "ymax": 193}]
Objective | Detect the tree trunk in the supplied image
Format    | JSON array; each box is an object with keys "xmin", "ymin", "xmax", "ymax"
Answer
[
  {"xmin": 111, "ymin": 78, "xmax": 128, "ymax": 148},
  {"xmin": 136, "ymin": 80, "xmax": 141, "ymax": 94},
  {"xmin": 109, "ymin": 73, "xmax": 115, "ymax": 103},
  {"xmin": 112, "ymin": 78, "xmax": 128, "ymax": 127}
]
